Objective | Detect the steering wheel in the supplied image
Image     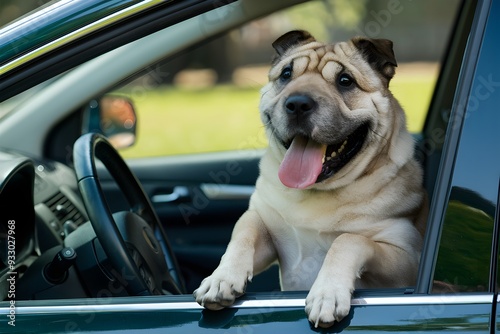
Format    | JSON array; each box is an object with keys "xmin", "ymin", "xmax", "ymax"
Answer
[{"xmin": 73, "ymin": 132, "xmax": 184, "ymax": 296}]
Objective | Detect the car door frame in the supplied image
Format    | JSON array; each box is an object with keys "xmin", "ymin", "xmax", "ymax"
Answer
[{"xmin": 1, "ymin": 0, "xmax": 499, "ymax": 332}]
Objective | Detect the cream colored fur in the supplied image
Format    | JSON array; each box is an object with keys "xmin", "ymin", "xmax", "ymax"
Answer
[{"xmin": 194, "ymin": 31, "xmax": 427, "ymax": 328}]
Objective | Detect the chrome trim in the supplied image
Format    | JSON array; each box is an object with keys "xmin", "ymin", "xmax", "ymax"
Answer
[
  {"xmin": 350, "ymin": 294, "xmax": 493, "ymax": 306},
  {"xmin": 151, "ymin": 186, "xmax": 190, "ymax": 203},
  {"xmin": 1, "ymin": 294, "xmax": 493, "ymax": 315},
  {"xmin": 200, "ymin": 183, "xmax": 255, "ymax": 200},
  {"xmin": 0, "ymin": 0, "xmax": 165, "ymax": 75}
]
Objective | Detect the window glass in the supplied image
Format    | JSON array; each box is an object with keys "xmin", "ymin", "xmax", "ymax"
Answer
[
  {"xmin": 109, "ymin": 0, "xmax": 460, "ymax": 159},
  {"xmin": 432, "ymin": 1, "xmax": 500, "ymax": 293},
  {"xmin": 433, "ymin": 189, "xmax": 495, "ymax": 292}
]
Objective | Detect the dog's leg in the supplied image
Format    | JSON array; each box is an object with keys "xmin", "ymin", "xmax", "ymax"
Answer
[
  {"xmin": 193, "ymin": 210, "xmax": 276, "ymax": 310},
  {"xmin": 305, "ymin": 232, "xmax": 418, "ymax": 328}
]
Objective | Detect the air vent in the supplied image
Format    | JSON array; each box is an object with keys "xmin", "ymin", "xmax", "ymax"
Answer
[{"xmin": 45, "ymin": 192, "xmax": 86, "ymax": 226}]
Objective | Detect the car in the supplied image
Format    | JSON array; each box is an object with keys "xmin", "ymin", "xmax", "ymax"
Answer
[{"xmin": 0, "ymin": 0, "xmax": 499, "ymax": 332}]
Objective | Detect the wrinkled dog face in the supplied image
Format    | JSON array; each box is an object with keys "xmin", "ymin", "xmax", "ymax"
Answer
[{"xmin": 259, "ymin": 30, "xmax": 402, "ymax": 189}]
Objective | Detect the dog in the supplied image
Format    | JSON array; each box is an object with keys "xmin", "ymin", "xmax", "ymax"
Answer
[{"xmin": 194, "ymin": 30, "xmax": 427, "ymax": 328}]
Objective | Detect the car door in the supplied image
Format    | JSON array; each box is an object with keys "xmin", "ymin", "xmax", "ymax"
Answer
[{"xmin": 3, "ymin": 0, "xmax": 499, "ymax": 333}]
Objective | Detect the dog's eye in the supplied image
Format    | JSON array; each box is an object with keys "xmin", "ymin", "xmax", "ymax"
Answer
[
  {"xmin": 338, "ymin": 73, "xmax": 354, "ymax": 87},
  {"xmin": 280, "ymin": 66, "xmax": 292, "ymax": 81}
]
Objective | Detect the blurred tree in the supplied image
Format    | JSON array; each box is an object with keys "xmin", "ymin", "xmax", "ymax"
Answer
[
  {"xmin": 0, "ymin": 0, "xmax": 52, "ymax": 27},
  {"xmin": 284, "ymin": 0, "xmax": 368, "ymax": 41}
]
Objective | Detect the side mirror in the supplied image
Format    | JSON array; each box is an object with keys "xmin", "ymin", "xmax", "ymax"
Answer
[{"xmin": 83, "ymin": 95, "xmax": 137, "ymax": 149}]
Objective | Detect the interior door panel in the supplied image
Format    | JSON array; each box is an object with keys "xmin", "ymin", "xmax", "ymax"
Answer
[{"xmin": 97, "ymin": 150, "xmax": 280, "ymax": 292}]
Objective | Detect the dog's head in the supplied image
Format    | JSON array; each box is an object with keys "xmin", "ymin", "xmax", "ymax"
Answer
[{"xmin": 260, "ymin": 30, "xmax": 412, "ymax": 190}]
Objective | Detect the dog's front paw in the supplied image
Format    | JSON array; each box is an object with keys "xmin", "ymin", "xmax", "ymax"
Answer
[
  {"xmin": 305, "ymin": 283, "xmax": 352, "ymax": 328},
  {"xmin": 193, "ymin": 268, "xmax": 252, "ymax": 310}
]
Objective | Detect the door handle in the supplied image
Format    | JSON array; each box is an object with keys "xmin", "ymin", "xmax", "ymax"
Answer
[
  {"xmin": 200, "ymin": 183, "xmax": 254, "ymax": 200},
  {"xmin": 151, "ymin": 186, "xmax": 190, "ymax": 203}
]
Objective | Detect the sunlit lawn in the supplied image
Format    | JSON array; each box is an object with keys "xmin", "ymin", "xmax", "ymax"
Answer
[
  {"xmin": 119, "ymin": 86, "xmax": 266, "ymax": 158},
  {"xmin": 119, "ymin": 66, "xmax": 436, "ymax": 159},
  {"xmin": 391, "ymin": 76, "xmax": 436, "ymax": 133}
]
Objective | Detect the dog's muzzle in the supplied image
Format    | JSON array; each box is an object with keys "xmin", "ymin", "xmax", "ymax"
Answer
[{"xmin": 273, "ymin": 91, "xmax": 370, "ymax": 189}]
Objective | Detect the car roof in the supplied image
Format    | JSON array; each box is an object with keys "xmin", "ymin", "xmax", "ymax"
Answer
[{"xmin": 0, "ymin": 0, "xmax": 151, "ymax": 66}]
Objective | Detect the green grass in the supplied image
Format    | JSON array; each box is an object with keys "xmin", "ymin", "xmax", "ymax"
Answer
[
  {"xmin": 118, "ymin": 74, "xmax": 435, "ymax": 159},
  {"xmin": 119, "ymin": 86, "xmax": 266, "ymax": 158},
  {"xmin": 433, "ymin": 200, "xmax": 494, "ymax": 291},
  {"xmin": 390, "ymin": 76, "xmax": 436, "ymax": 133}
]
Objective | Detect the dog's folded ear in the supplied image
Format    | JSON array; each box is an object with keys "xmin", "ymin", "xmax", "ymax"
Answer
[
  {"xmin": 352, "ymin": 37, "xmax": 397, "ymax": 83},
  {"xmin": 272, "ymin": 30, "xmax": 316, "ymax": 57}
]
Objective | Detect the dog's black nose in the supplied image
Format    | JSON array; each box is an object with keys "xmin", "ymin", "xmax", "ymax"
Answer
[{"xmin": 285, "ymin": 94, "xmax": 316, "ymax": 115}]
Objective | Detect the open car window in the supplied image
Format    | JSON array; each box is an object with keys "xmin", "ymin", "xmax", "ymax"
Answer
[{"xmin": 105, "ymin": 0, "xmax": 461, "ymax": 159}]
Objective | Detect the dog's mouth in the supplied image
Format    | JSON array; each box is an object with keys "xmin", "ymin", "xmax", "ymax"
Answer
[{"xmin": 278, "ymin": 123, "xmax": 369, "ymax": 188}]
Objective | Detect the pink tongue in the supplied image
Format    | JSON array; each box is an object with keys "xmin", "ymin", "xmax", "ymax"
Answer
[{"xmin": 278, "ymin": 136, "xmax": 326, "ymax": 189}]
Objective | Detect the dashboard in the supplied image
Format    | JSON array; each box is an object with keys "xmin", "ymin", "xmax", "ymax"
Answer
[{"xmin": 0, "ymin": 150, "xmax": 88, "ymax": 300}]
